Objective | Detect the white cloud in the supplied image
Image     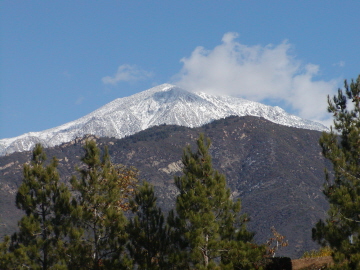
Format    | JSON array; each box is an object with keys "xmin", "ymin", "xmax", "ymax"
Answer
[
  {"xmin": 75, "ymin": 96, "xmax": 84, "ymax": 105},
  {"xmin": 102, "ymin": 64, "xmax": 153, "ymax": 85},
  {"xmin": 173, "ymin": 32, "xmax": 338, "ymax": 125},
  {"xmin": 333, "ymin": 61, "xmax": 345, "ymax": 67}
]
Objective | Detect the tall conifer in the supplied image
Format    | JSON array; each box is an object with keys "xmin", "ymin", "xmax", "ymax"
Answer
[
  {"xmin": 313, "ymin": 75, "xmax": 360, "ymax": 269},
  {"xmin": 4, "ymin": 144, "xmax": 71, "ymax": 269},
  {"xmin": 67, "ymin": 140, "xmax": 137, "ymax": 269},
  {"xmin": 168, "ymin": 134, "xmax": 265, "ymax": 269},
  {"xmin": 127, "ymin": 181, "xmax": 171, "ymax": 269}
]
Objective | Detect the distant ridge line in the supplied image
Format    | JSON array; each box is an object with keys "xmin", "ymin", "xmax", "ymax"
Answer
[{"xmin": 0, "ymin": 84, "xmax": 327, "ymax": 156}]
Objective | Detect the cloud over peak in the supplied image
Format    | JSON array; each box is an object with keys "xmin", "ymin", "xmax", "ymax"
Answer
[
  {"xmin": 174, "ymin": 32, "xmax": 337, "ymax": 125},
  {"xmin": 102, "ymin": 64, "xmax": 153, "ymax": 85}
]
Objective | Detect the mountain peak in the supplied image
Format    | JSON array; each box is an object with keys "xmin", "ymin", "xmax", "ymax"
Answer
[{"xmin": 0, "ymin": 84, "xmax": 327, "ymax": 156}]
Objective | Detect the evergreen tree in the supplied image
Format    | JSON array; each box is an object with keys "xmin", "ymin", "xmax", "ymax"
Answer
[
  {"xmin": 312, "ymin": 75, "xmax": 360, "ymax": 269},
  {"xmin": 168, "ymin": 134, "xmax": 265, "ymax": 269},
  {"xmin": 127, "ymin": 181, "xmax": 171, "ymax": 269},
  {"xmin": 67, "ymin": 140, "xmax": 137, "ymax": 269},
  {"xmin": 2, "ymin": 144, "xmax": 71, "ymax": 269},
  {"xmin": 0, "ymin": 234, "xmax": 39, "ymax": 269}
]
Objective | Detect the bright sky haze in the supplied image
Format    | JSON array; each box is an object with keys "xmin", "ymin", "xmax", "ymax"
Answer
[{"xmin": 1, "ymin": 1, "xmax": 359, "ymax": 139}]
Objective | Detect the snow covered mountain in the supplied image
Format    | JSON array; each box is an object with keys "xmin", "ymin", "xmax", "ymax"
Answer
[{"xmin": 0, "ymin": 84, "xmax": 327, "ymax": 156}]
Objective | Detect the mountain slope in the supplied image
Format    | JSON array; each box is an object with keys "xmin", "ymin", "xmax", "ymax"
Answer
[
  {"xmin": 0, "ymin": 84, "xmax": 327, "ymax": 156},
  {"xmin": 0, "ymin": 116, "xmax": 329, "ymax": 258}
]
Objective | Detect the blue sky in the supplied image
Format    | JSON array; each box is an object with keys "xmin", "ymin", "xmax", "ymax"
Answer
[{"xmin": 1, "ymin": 1, "xmax": 359, "ymax": 139}]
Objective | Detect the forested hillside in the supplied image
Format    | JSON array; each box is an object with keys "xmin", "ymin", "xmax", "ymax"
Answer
[{"xmin": 0, "ymin": 116, "xmax": 329, "ymax": 259}]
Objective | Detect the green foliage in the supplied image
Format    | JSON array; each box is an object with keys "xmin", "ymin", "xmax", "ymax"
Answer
[
  {"xmin": 312, "ymin": 75, "xmax": 360, "ymax": 269},
  {"xmin": 0, "ymin": 141, "xmax": 140, "ymax": 269},
  {"xmin": 168, "ymin": 134, "xmax": 266, "ymax": 269},
  {"xmin": 127, "ymin": 181, "xmax": 171, "ymax": 269},
  {"xmin": 67, "ymin": 140, "xmax": 138, "ymax": 269},
  {"xmin": 0, "ymin": 135, "xmax": 272, "ymax": 269},
  {"xmin": 1, "ymin": 143, "xmax": 71, "ymax": 269},
  {"xmin": 0, "ymin": 235, "xmax": 29, "ymax": 269}
]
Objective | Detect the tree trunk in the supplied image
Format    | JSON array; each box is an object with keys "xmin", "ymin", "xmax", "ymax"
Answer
[{"xmin": 204, "ymin": 234, "xmax": 209, "ymax": 267}]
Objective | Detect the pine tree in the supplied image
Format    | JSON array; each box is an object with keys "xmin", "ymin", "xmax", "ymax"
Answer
[
  {"xmin": 2, "ymin": 143, "xmax": 71, "ymax": 269},
  {"xmin": 0, "ymin": 235, "xmax": 33, "ymax": 269},
  {"xmin": 168, "ymin": 134, "xmax": 265, "ymax": 269},
  {"xmin": 67, "ymin": 140, "xmax": 138, "ymax": 269},
  {"xmin": 312, "ymin": 75, "xmax": 360, "ymax": 269},
  {"xmin": 127, "ymin": 181, "xmax": 171, "ymax": 269}
]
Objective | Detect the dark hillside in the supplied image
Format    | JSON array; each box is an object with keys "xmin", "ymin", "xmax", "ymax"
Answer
[{"xmin": 0, "ymin": 116, "xmax": 329, "ymax": 258}]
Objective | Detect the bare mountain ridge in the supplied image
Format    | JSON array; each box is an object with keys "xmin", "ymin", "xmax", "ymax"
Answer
[
  {"xmin": 0, "ymin": 115, "xmax": 329, "ymax": 258},
  {"xmin": 0, "ymin": 84, "xmax": 327, "ymax": 156}
]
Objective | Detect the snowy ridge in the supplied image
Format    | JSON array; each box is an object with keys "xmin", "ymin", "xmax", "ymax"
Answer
[{"xmin": 0, "ymin": 84, "xmax": 327, "ymax": 156}]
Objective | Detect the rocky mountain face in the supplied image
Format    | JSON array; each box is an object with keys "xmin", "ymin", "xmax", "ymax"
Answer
[
  {"xmin": 0, "ymin": 116, "xmax": 330, "ymax": 258},
  {"xmin": 0, "ymin": 84, "xmax": 327, "ymax": 156}
]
